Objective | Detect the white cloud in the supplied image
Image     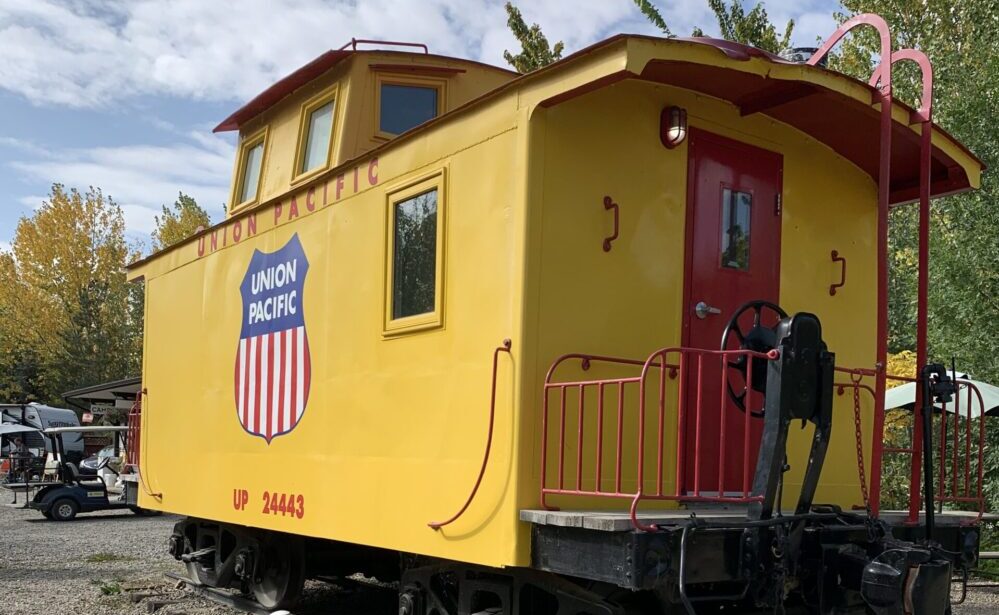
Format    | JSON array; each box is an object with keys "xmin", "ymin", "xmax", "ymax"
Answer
[
  {"xmin": 792, "ymin": 11, "xmax": 839, "ymax": 47},
  {"xmin": 1, "ymin": 0, "xmax": 639, "ymax": 108},
  {"xmin": 8, "ymin": 134, "xmax": 233, "ymax": 236},
  {"xmin": 0, "ymin": 0, "xmax": 845, "ymax": 244},
  {"xmin": 17, "ymin": 195, "xmax": 49, "ymax": 210},
  {"xmin": 0, "ymin": 0, "xmax": 844, "ymax": 110}
]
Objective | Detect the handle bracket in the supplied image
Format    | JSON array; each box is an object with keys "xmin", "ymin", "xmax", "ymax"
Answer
[
  {"xmin": 603, "ymin": 196, "xmax": 619, "ymax": 252},
  {"xmin": 830, "ymin": 250, "xmax": 847, "ymax": 296}
]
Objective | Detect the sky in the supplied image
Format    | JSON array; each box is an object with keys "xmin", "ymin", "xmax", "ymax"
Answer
[{"xmin": 0, "ymin": 0, "xmax": 841, "ymax": 254}]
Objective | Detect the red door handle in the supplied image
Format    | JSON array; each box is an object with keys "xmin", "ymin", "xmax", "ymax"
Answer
[
  {"xmin": 603, "ymin": 196, "xmax": 619, "ymax": 252},
  {"xmin": 830, "ymin": 250, "xmax": 847, "ymax": 295}
]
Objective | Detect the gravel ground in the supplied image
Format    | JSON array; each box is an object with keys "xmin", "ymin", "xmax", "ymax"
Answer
[
  {"xmin": 0, "ymin": 499, "xmax": 996, "ymax": 615},
  {"xmin": 0, "ymin": 501, "xmax": 394, "ymax": 615}
]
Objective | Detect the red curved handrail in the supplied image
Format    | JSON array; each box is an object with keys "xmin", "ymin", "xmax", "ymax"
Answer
[{"xmin": 428, "ymin": 340, "xmax": 512, "ymax": 530}]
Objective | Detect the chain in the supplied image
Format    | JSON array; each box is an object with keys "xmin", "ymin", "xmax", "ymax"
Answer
[{"xmin": 851, "ymin": 380, "xmax": 871, "ymax": 512}]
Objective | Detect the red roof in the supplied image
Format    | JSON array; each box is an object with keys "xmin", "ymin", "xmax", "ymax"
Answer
[{"xmin": 213, "ymin": 50, "xmax": 352, "ymax": 133}]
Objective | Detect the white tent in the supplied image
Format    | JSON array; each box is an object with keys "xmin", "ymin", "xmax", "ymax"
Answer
[{"xmin": 884, "ymin": 373, "xmax": 999, "ymax": 419}]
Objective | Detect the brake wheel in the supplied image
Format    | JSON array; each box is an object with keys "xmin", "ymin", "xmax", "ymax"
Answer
[{"xmin": 720, "ymin": 300, "xmax": 787, "ymax": 417}]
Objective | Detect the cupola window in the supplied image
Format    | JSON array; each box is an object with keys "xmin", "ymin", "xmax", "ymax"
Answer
[
  {"xmin": 232, "ymin": 127, "xmax": 268, "ymax": 210},
  {"xmin": 379, "ymin": 83, "xmax": 439, "ymax": 135},
  {"xmin": 294, "ymin": 86, "xmax": 337, "ymax": 181}
]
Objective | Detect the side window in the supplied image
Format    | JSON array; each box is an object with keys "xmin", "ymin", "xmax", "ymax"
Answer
[
  {"xmin": 294, "ymin": 87, "xmax": 337, "ymax": 180},
  {"xmin": 392, "ymin": 189, "xmax": 438, "ymax": 319},
  {"xmin": 232, "ymin": 127, "xmax": 267, "ymax": 211},
  {"xmin": 384, "ymin": 172, "xmax": 446, "ymax": 334},
  {"xmin": 720, "ymin": 188, "xmax": 752, "ymax": 270}
]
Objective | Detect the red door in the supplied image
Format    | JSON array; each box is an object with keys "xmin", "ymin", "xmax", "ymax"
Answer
[{"xmin": 681, "ymin": 129, "xmax": 782, "ymax": 495}]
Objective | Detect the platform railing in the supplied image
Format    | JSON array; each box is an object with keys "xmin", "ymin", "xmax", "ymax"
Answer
[
  {"xmin": 540, "ymin": 347, "xmax": 778, "ymax": 528},
  {"xmin": 126, "ymin": 393, "xmax": 142, "ymax": 471},
  {"xmin": 834, "ymin": 368, "xmax": 986, "ymax": 522}
]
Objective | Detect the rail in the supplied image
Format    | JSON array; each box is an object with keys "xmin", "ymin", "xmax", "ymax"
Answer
[
  {"xmin": 540, "ymin": 347, "xmax": 778, "ymax": 531},
  {"xmin": 338, "ymin": 38, "xmax": 429, "ymax": 54},
  {"xmin": 835, "ymin": 368, "xmax": 986, "ymax": 523},
  {"xmin": 126, "ymin": 393, "xmax": 142, "ymax": 471}
]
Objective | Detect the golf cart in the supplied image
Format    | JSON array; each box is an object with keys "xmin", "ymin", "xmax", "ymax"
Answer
[{"xmin": 29, "ymin": 426, "xmax": 150, "ymax": 521}]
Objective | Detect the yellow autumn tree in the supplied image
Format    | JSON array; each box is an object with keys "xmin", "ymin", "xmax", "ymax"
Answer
[
  {"xmin": 152, "ymin": 193, "xmax": 211, "ymax": 251},
  {"xmin": 886, "ymin": 350, "xmax": 917, "ymax": 388},
  {"xmin": 0, "ymin": 185, "xmax": 141, "ymax": 403}
]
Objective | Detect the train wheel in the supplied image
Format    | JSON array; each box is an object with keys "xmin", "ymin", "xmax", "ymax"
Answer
[
  {"xmin": 251, "ymin": 535, "xmax": 305, "ymax": 610},
  {"xmin": 185, "ymin": 559, "xmax": 215, "ymax": 586}
]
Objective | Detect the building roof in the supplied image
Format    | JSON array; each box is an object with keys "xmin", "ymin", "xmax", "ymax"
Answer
[{"xmin": 63, "ymin": 377, "xmax": 142, "ymax": 405}]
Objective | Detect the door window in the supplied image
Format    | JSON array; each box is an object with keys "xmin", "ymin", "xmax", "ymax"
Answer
[{"xmin": 720, "ymin": 188, "xmax": 752, "ymax": 270}]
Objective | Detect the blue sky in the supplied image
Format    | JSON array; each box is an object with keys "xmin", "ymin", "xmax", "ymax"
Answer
[{"xmin": 0, "ymin": 0, "xmax": 841, "ymax": 255}]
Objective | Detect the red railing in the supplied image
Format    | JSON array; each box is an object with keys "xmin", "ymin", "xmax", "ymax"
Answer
[
  {"xmin": 835, "ymin": 368, "xmax": 986, "ymax": 522},
  {"xmin": 126, "ymin": 392, "xmax": 142, "ymax": 471},
  {"xmin": 540, "ymin": 347, "xmax": 778, "ymax": 530}
]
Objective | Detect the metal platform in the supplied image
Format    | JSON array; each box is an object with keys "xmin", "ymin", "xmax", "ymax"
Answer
[{"xmin": 521, "ymin": 508, "xmax": 994, "ymax": 532}]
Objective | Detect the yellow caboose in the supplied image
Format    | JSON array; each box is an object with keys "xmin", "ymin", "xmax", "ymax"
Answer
[{"xmin": 126, "ymin": 22, "xmax": 987, "ymax": 615}]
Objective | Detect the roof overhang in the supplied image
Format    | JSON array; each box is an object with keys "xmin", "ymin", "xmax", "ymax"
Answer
[
  {"xmin": 539, "ymin": 36, "xmax": 984, "ymax": 205},
  {"xmin": 63, "ymin": 377, "xmax": 142, "ymax": 408},
  {"xmin": 214, "ymin": 50, "xmax": 353, "ymax": 133}
]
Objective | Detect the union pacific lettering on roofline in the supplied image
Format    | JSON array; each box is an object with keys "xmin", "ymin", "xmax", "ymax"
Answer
[{"xmin": 197, "ymin": 157, "xmax": 379, "ymax": 259}]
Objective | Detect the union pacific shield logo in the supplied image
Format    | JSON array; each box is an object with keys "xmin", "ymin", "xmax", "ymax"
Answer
[{"xmin": 235, "ymin": 234, "xmax": 310, "ymax": 442}]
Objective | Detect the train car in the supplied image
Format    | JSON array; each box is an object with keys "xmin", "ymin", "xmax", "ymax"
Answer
[{"xmin": 126, "ymin": 16, "xmax": 990, "ymax": 614}]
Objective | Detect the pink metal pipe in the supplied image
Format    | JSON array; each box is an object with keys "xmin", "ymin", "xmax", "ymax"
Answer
[
  {"xmin": 891, "ymin": 48, "xmax": 934, "ymax": 523},
  {"xmin": 811, "ymin": 14, "xmax": 894, "ymax": 519}
]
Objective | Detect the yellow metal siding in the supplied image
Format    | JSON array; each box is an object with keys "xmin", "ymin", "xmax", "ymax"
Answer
[
  {"xmin": 522, "ymin": 80, "xmax": 878, "ymax": 514},
  {"xmin": 139, "ymin": 99, "xmax": 526, "ymax": 568}
]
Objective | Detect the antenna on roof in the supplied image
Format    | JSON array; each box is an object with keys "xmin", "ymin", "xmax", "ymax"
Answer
[{"xmin": 338, "ymin": 38, "xmax": 429, "ymax": 54}]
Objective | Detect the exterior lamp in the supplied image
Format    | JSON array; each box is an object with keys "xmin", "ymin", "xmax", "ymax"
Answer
[{"xmin": 660, "ymin": 106, "xmax": 688, "ymax": 149}]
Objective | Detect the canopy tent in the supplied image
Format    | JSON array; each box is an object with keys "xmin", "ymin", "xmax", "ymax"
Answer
[
  {"xmin": 0, "ymin": 424, "xmax": 43, "ymax": 438},
  {"xmin": 884, "ymin": 373, "xmax": 999, "ymax": 419},
  {"xmin": 0, "ymin": 423, "xmax": 47, "ymax": 454}
]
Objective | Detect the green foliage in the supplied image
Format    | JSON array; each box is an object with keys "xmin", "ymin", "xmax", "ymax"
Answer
[
  {"xmin": 633, "ymin": 0, "xmax": 672, "ymax": 36},
  {"xmin": 703, "ymin": 0, "xmax": 794, "ymax": 52},
  {"xmin": 152, "ymin": 192, "xmax": 211, "ymax": 251},
  {"xmin": 0, "ymin": 185, "xmax": 142, "ymax": 405},
  {"xmin": 834, "ymin": 0, "xmax": 999, "ymax": 557},
  {"xmin": 634, "ymin": 1, "xmax": 794, "ymax": 53},
  {"xmin": 502, "ymin": 1, "xmax": 796, "ymax": 74},
  {"xmin": 502, "ymin": 3, "xmax": 564, "ymax": 73},
  {"xmin": 86, "ymin": 552, "xmax": 135, "ymax": 563}
]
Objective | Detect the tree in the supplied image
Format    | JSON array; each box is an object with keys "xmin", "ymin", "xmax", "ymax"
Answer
[
  {"xmin": 831, "ymin": 0, "xmax": 999, "ymax": 381},
  {"xmin": 0, "ymin": 185, "xmax": 141, "ymax": 405},
  {"xmin": 503, "ymin": 1, "xmax": 795, "ymax": 74},
  {"xmin": 152, "ymin": 192, "xmax": 211, "ymax": 251},
  {"xmin": 502, "ymin": 3, "xmax": 564, "ymax": 73},
  {"xmin": 637, "ymin": 0, "xmax": 794, "ymax": 53},
  {"xmin": 832, "ymin": 0, "xmax": 999, "ymax": 554}
]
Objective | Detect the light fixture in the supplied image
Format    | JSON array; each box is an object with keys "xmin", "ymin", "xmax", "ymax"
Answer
[{"xmin": 660, "ymin": 106, "xmax": 688, "ymax": 149}]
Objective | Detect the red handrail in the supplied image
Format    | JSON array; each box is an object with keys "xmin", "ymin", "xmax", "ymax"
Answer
[
  {"xmin": 428, "ymin": 340, "xmax": 512, "ymax": 530},
  {"xmin": 126, "ymin": 392, "xmax": 142, "ymax": 470},
  {"xmin": 540, "ymin": 346, "xmax": 778, "ymax": 531},
  {"xmin": 338, "ymin": 38, "xmax": 429, "ymax": 54},
  {"xmin": 835, "ymin": 368, "xmax": 985, "ymax": 522}
]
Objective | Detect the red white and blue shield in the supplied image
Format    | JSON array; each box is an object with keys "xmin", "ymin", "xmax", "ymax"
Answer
[{"xmin": 234, "ymin": 234, "xmax": 310, "ymax": 443}]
